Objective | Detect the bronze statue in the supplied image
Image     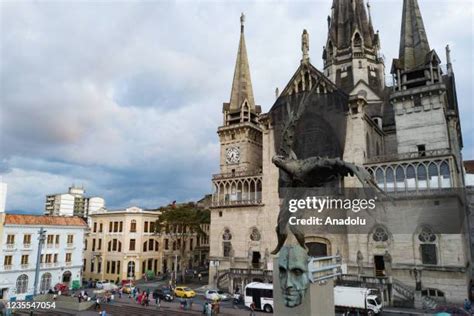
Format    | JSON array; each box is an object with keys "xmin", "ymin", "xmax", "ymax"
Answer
[{"xmin": 270, "ymin": 80, "xmax": 386, "ymax": 255}]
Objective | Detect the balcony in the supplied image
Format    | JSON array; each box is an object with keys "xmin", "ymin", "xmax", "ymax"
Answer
[
  {"xmin": 4, "ymin": 244, "xmax": 15, "ymax": 251},
  {"xmin": 3, "ymin": 265, "xmax": 12, "ymax": 271},
  {"xmin": 365, "ymin": 149, "xmax": 452, "ymax": 164},
  {"xmin": 45, "ymin": 243, "xmax": 54, "ymax": 249},
  {"xmin": 65, "ymin": 262, "xmax": 72, "ymax": 266},
  {"xmin": 21, "ymin": 264, "xmax": 29, "ymax": 269},
  {"xmin": 211, "ymin": 198, "xmax": 263, "ymax": 208},
  {"xmin": 66, "ymin": 243, "xmax": 74, "ymax": 249},
  {"xmin": 213, "ymin": 170, "xmax": 262, "ymax": 180},
  {"xmin": 22, "ymin": 243, "xmax": 32, "ymax": 250}
]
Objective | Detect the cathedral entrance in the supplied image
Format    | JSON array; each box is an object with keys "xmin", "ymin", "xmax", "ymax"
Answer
[
  {"xmin": 252, "ymin": 251, "xmax": 261, "ymax": 268},
  {"xmin": 374, "ymin": 255, "xmax": 385, "ymax": 277}
]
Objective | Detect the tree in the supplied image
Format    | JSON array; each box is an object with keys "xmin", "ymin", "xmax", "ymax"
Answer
[{"xmin": 153, "ymin": 202, "xmax": 210, "ymax": 284}]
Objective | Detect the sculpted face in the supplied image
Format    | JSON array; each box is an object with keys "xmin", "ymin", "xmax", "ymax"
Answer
[{"xmin": 278, "ymin": 245, "xmax": 309, "ymax": 307}]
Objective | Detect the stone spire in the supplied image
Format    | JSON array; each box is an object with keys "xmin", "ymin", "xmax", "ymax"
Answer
[
  {"xmin": 398, "ymin": 0, "xmax": 431, "ymax": 70},
  {"xmin": 228, "ymin": 13, "xmax": 255, "ymax": 111},
  {"xmin": 301, "ymin": 29, "xmax": 310, "ymax": 64},
  {"xmin": 327, "ymin": 0, "xmax": 375, "ymax": 50}
]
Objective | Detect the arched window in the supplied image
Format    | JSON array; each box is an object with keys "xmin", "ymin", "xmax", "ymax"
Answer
[
  {"xmin": 353, "ymin": 32, "xmax": 362, "ymax": 47},
  {"xmin": 16, "ymin": 274, "xmax": 28, "ymax": 294},
  {"xmin": 40, "ymin": 273, "xmax": 52, "ymax": 292},
  {"xmin": 372, "ymin": 226, "xmax": 389, "ymax": 242},
  {"xmin": 375, "ymin": 168, "xmax": 385, "ymax": 190},
  {"xmin": 418, "ymin": 227, "xmax": 437, "ymax": 265},
  {"xmin": 417, "ymin": 164, "xmax": 428, "ymax": 190},
  {"xmin": 440, "ymin": 161, "xmax": 451, "ymax": 188},
  {"xmin": 395, "ymin": 166, "xmax": 405, "ymax": 191},
  {"xmin": 130, "ymin": 220, "xmax": 137, "ymax": 233},
  {"xmin": 386, "ymin": 167, "xmax": 395, "ymax": 192},
  {"xmin": 428, "ymin": 163, "xmax": 439, "ymax": 189},
  {"xmin": 406, "ymin": 165, "xmax": 416, "ymax": 191},
  {"xmin": 222, "ymin": 228, "xmax": 232, "ymax": 257},
  {"xmin": 148, "ymin": 239, "xmax": 154, "ymax": 251}
]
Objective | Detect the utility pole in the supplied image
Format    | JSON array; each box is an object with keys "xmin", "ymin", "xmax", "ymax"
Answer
[
  {"xmin": 33, "ymin": 227, "xmax": 46, "ymax": 296},
  {"xmin": 174, "ymin": 253, "xmax": 178, "ymax": 286}
]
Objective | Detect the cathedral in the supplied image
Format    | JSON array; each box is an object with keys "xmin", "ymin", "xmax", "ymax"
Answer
[{"xmin": 209, "ymin": 0, "xmax": 469, "ymax": 307}]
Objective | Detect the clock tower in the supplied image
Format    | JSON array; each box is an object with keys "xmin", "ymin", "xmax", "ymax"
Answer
[{"xmin": 218, "ymin": 13, "xmax": 262, "ymax": 175}]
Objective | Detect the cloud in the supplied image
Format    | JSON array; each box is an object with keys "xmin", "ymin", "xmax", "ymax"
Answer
[{"xmin": 0, "ymin": 0, "xmax": 473, "ymax": 213}]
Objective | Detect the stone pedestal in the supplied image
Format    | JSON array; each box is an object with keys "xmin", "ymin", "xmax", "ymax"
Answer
[
  {"xmin": 414, "ymin": 291, "xmax": 423, "ymax": 309},
  {"xmin": 273, "ymin": 258, "xmax": 335, "ymax": 316}
]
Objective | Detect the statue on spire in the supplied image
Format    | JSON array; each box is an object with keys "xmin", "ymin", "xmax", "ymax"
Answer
[
  {"xmin": 240, "ymin": 13, "xmax": 245, "ymax": 33},
  {"xmin": 301, "ymin": 29, "xmax": 310, "ymax": 63}
]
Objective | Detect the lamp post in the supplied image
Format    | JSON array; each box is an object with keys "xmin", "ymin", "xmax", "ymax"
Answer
[{"xmin": 33, "ymin": 227, "xmax": 46, "ymax": 297}]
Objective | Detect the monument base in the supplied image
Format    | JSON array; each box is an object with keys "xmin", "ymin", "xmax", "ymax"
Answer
[
  {"xmin": 414, "ymin": 291, "xmax": 423, "ymax": 309},
  {"xmin": 272, "ymin": 258, "xmax": 335, "ymax": 316}
]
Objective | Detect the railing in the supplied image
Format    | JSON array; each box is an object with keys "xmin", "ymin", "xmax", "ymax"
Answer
[
  {"xmin": 21, "ymin": 264, "xmax": 29, "ymax": 269},
  {"xmin": 66, "ymin": 243, "xmax": 74, "ymax": 248},
  {"xmin": 392, "ymin": 278, "xmax": 414, "ymax": 300},
  {"xmin": 4, "ymin": 244, "xmax": 15, "ymax": 251},
  {"xmin": 3, "ymin": 265, "xmax": 12, "ymax": 271},
  {"xmin": 229, "ymin": 268, "xmax": 272, "ymax": 278},
  {"xmin": 65, "ymin": 262, "xmax": 72, "ymax": 266},
  {"xmin": 365, "ymin": 149, "xmax": 452, "ymax": 164},
  {"xmin": 212, "ymin": 199, "xmax": 262, "ymax": 207},
  {"xmin": 213, "ymin": 170, "xmax": 262, "ymax": 180}
]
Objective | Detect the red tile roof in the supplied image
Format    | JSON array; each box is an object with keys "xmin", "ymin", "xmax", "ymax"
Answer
[
  {"xmin": 465, "ymin": 161, "xmax": 474, "ymax": 174},
  {"xmin": 4, "ymin": 214, "xmax": 87, "ymax": 227}
]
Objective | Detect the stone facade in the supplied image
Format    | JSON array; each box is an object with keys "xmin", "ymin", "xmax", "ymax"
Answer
[{"xmin": 209, "ymin": 0, "xmax": 469, "ymax": 306}]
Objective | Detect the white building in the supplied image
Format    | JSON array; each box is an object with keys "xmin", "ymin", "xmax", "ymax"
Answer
[
  {"xmin": 44, "ymin": 186, "xmax": 105, "ymax": 219},
  {"xmin": 0, "ymin": 213, "xmax": 87, "ymax": 300}
]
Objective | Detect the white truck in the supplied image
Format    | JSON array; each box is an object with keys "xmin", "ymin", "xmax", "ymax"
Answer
[{"xmin": 334, "ymin": 286, "xmax": 383, "ymax": 315}]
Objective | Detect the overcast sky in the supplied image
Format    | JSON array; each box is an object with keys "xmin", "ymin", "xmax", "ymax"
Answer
[{"xmin": 1, "ymin": 0, "xmax": 473, "ymax": 213}]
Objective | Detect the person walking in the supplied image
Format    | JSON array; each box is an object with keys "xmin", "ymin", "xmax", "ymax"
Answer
[
  {"xmin": 95, "ymin": 297, "xmax": 101, "ymax": 311},
  {"xmin": 198, "ymin": 273, "xmax": 202, "ymax": 281},
  {"xmin": 249, "ymin": 301, "xmax": 256, "ymax": 316}
]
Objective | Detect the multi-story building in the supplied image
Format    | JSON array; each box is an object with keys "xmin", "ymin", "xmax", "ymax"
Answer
[
  {"xmin": 210, "ymin": 0, "xmax": 469, "ymax": 306},
  {"xmin": 44, "ymin": 185, "xmax": 105, "ymax": 219},
  {"xmin": 0, "ymin": 211, "xmax": 87, "ymax": 300},
  {"xmin": 83, "ymin": 206, "xmax": 163, "ymax": 283}
]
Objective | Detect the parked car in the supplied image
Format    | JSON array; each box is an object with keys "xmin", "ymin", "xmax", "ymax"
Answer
[
  {"xmin": 174, "ymin": 286, "xmax": 196, "ymax": 298},
  {"xmin": 433, "ymin": 305, "xmax": 470, "ymax": 315},
  {"xmin": 153, "ymin": 287, "xmax": 174, "ymax": 301},
  {"xmin": 205, "ymin": 289, "xmax": 232, "ymax": 301},
  {"xmin": 96, "ymin": 281, "xmax": 118, "ymax": 291}
]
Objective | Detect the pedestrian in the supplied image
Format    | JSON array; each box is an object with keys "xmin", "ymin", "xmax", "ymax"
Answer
[
  {"xmin": 118, "ymin": 287, "xmax": 122, "ymax": 299},
  {"xmin": 198, "ymin": 273, "xmax": 202, "ymax": 281},
  {"xmin": 202, "ymin": 302, "xmax": 208, "ymax": 314},
  {"xmin": 99, "ymin": 309, "xmax": 106, "ymax": 316},
  {"xmin": 206, "ymin": 301, "xmax": 212, "ymax": 316},
  {"xmin": 249, "ymin": 301, "xmax": 256, "ymax": 316},
  {"xmin": 465, "ymin": 298, "xmax": 472, "ymax": 311},
  {"xmin": 110, "ymin": 293, "xmax": 114, "ymax": 304},
  {"xmin": 155, "ymin": 295, "xmax": 161, "ymax": 308},
  {"xmin": 95, "ymin": 297, "xmax": 101, "ymax": 310}
]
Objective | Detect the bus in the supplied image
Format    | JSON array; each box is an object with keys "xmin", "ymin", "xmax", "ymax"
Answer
[{"xmin": 244, "ymin": 282, "xmax": 274, "ymax": 313}]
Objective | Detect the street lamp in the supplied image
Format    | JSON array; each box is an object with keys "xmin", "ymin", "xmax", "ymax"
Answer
[{"xmin": 33, "ymin": 227, "xmax": 46, "ymax": 297}]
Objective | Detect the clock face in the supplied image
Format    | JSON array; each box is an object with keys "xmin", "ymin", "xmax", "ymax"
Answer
[{"xmin": 225, "ymin": 147, "xmax": 240, "ymax": 164}]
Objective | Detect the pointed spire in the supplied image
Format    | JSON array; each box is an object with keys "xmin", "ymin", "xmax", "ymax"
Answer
[
  {"xmin": 328, "ymin": 0, "xmax": 375, "ymax": 50},
  {"xmin": 398, "ymin": 0, "xmax": 431, "ymax": 70},
  {"xmin": 228, "ymin": 13, "xmax": 255, "ymax": 111},
  {"xmin": 301, "ymin": 29, "xmax": 310, "ymax": 64}
]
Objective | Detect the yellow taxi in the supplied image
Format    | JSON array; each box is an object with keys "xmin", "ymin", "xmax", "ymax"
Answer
[{"xmin": 174, "ymin": 286, "xmax": 196, "ymax": 298}]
